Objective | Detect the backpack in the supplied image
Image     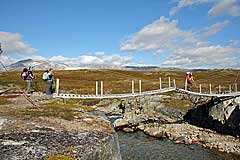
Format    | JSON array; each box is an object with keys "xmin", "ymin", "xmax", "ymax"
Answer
[
  {"xmin": 42, "ymin": 71, "xmax": 48, "ymax": 81},
  {"xmin": 21, "ymin": 68, "xmax": 29, "ymax": 80}
]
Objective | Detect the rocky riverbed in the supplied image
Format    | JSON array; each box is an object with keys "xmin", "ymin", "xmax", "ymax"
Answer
[
  {"xmin": 0, "ymin": 93, "xmax": 121, "ymax": 160},
  {"xmin": 97, "ymin": 94, "xmax": 240, "ymax": 156}
]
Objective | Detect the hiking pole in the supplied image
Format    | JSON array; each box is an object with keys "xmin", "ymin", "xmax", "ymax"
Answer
[{"xmin": 0, "ymin": 43, "xmax": 3, "ymax": 55}]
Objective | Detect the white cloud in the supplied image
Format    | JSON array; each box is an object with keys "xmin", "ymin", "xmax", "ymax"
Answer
[
  {"xmin": 102, "ymin": 54, "xmax": 132, "ymax": 67},
  {"xmin": 154, "ymin": 49, "xmax": 164, "ymax": 55},
  {"xmin": 199, "ymin": 20, "xmax": 230, "ymax": 38},
  {"xmin": 208, "ymin": 0, "xmax": 240, "ymax": 17},
  {"xmin": 170, "ymin": 0, "xmax": 215, "ymax": 16},
  {"xmin": 26, "ymin": 54, "xmax": 132, "ymax": 68},
  {"xmin": 120, "ymin": 16, "xmax": 211, "ymax": 52},
  {"xmin": 121, "ymin": 16, "xmax": 239, "ymax": 68},
  {"xmin": 0, "ymin": 55, "xmax": 16, "ymax": 65},
  {"xmin": 0, "ymin": 31, "xmax": 37, "ymax": 55},
  {"xmin": 230, "ymin": 40, "xmax": 240, "ymax": 47},
  {"xmin": 95, "ymin": 51, "xmax": 105, "ymax": 56},
  {"xmin": 163, "ymin": 46, "xmax": 240, "ymax": 68},
  {"xmin": 121, "ymin": 16, "xmax": 193, "ymax": 51},
  {"xmin": 170, "ymin": 0, "xmax": 240, "ymax": 17},
  {"xmin": 49, "ymin": 55, "xmax": 104, "ymax": 66}
]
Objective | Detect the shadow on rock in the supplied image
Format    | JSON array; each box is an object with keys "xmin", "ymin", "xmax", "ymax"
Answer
[{"xmin": 184, "ymin": 97, "xmax": 240, "ymax": 137}]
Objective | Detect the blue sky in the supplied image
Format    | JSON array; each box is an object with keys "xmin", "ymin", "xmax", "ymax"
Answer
[{"xmin": 0, "ymin": 0, "xmax": 240, "ymax": 68}]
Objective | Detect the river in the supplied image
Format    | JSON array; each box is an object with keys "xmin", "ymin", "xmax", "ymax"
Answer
[{"xmin": 117, "ymin": 131, "xmax": 239, "ymax": 160}]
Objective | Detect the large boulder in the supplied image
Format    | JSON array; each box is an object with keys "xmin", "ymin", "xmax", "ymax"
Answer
[
  {"xmin": 184, "ymin": 97, "xmax": 240, "ymax": 136},
  {"xmin": 0, "ymin": 110, "xmax": 122, "ymax": 160}
]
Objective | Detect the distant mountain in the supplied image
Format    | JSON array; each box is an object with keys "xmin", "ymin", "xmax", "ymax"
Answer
[
  {"xmin": 7, "ymin": 59, "xmax": 68, "ymax": 71},
  {"xmin": 124, "ymin": 65, "xmax": 160, "ymax": 71},
  {"xmin": 3, "ymin": 59, "xmax": 193, "ymax": 71},
  {"xmin": 124, "ymin": 65, "xmax": 185, "ymax": 71}
]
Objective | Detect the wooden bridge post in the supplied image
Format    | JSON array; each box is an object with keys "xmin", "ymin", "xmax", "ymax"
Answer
[
  {"xmin": 219, "ymin": 85, "xmax": 221, "ymax": 94},
  {"xmin": 132, "ymin": 80, "xmax": 134, "ymax": 94},
  {"xmin": 199, "ymin": 84, "xmax": 202, "ymax": 93},
  {"xmin": 56, "ymin": 78, "xmax": 60, "ymax": 95},
  {"xmin": 229, "ymin": 84, "xmax": 232, "ymax": 93},
  {"xmin": 185, "ymin": 78, "xmax": 187, "ymax": 90},
  {"xmin": 235, "ymin": 83, "xmax": 238, "ymax": 92},
  {"xmin": 159, "ymin": 77, "xmax": 162, "ymax": 90},
  {"xmin": 139, "ymin": 80, "xmax": 142, "ymax": 94},
  {"xmin": 101, "ymin": 81, "xmax": 103, "ymax": 96},
  {"xmin": 96, "ymin": 81, "xmax": 98, "ymax": 96},
  {"xmin": 168, "ymin": 77, "xmax": 171, "ymax": 88},
  {"xmin": 209, "ymin": 84, "xmax": 212, "ymax": 94},
  {"xmin": 173, "ymin": 79, "xmax": 176, "ymax": 88}
]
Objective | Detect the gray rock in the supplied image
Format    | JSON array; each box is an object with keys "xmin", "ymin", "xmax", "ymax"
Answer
[
  {"xmin": 0, "ymin": 112, "xmax": 122, "ymax": 160},
  {"xmin": 122, "ymin": 127, "xmax": 134, "ymax": 133},
  {"xmin": 184, "ymin": 97, "xmax": 240, "ymax": 136},
  {"xmin": 113, "ymin": 118, "xmax": 129, "ymax": 128}
]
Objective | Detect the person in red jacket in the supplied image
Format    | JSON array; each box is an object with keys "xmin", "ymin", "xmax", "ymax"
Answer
[{"xmin": 186, "ymin": 72, "xmax": 194, "ymax": 91}]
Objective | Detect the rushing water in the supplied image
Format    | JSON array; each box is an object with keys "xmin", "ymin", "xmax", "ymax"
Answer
[{"xmin": 117, "ymin": 131, "xmax": 239, "ymax": 160}]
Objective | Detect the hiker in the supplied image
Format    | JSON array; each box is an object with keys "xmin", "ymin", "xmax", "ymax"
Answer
[
  {"xmin": 45, "ymin": 68, "xmax": 54, "ymax": 95},
  {"xmin": 21, "ymin": 66, "xmax": 34, "ymax": 94},
  {"xmin": 119, "ymin": 100, "xmax": 125, "ymax": 114},
  {"xmin": 186, "ymin": 72, "xmax": 194, "ymax": 91}
]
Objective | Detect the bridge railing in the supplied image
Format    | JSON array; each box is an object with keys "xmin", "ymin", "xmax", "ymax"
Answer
[{"xmin": 53, "ymin": 77, "xmax": 239, "ymax": 99}]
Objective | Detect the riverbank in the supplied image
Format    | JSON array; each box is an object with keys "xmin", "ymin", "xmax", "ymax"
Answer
[{"xmin": 97, "ymin": 94, "xmax": 240, "ymax": 156}]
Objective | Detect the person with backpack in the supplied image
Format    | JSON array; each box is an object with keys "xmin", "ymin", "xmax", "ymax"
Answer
[
  {"xmin": 21, "ymin": 66, "xmax": 34, "ymax": 94},
  {"xmin": 42, "ymin": 70, "xmax": 49, "ymax": 81},
  {"xmin": 186, "ymin": 72, "xmax": 194, "ymax": 91},
  {"xmin": 45, "ymin": 68, "xmax": 54, "ymax": 95}
]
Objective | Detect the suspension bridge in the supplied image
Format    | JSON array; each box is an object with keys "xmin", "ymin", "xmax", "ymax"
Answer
[{"xmin": 53, "ymin": 77, "xmax": 240, "ymax": 99}]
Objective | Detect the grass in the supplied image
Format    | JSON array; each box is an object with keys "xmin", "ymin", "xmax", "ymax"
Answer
[
  {"xmin": 18, "ymin": 107, "xmax": 77, "ymax": 121},
  {"xmin": 0, "ymin": 97, "xmax": 11, "ymax": 105},
  {"xmin": 11, "ymin": 101, "xmax": 95, "ymax": 120},
  {"xmin": 0, "ymin": 69, "xmax": 239, "ymax": 112},
  {"xmin": 45, "ymin": 154, "xmax": 75, "ymax": 160},
  {"xmin": 0, "ymin": 69, "xmax": 239, "ymax": 94}
]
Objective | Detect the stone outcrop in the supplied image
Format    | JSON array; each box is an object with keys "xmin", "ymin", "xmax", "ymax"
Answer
[
  {"xmin": 0, "ymin": 94, "xmax": 122, "ymax": 160},
  {"xmin": 97, "ymin": 95, "xmax": 185, "ymax": 121},
  {"xmin": 184, "ymin": 97, "xmax": 240, "ymax": 136},
  {"xmin": 140, "ymin": 123, "xmax": 240, "ymax": 155},
  {"xmin": 0, "ymin": 114, "xmax": 121, "ymax": 160}
]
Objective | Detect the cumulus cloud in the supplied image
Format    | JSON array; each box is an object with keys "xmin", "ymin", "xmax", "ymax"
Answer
[
  {"xmin": 27, "ymin": 54, "xmax": 132, "ymax": 68},
  {"xmin": 120, "ymin": 16, "xmax": 239, "ymax": 68},
  {"xmin": 102, "ymin": 54, "xmax": 132, "ymax": 67},
  {"xmin": 121, "ymin": 16, "xmax": 194, "ymax": 51},
  {"xmin": 208, "ymin": 0, "xmax": 240, "ymax": 17},
  {"xmin": 163, "ymin": 46, "xmax": 240, "ymax": 68},
  {"xmin": 0, "ymin": 31, "xmax": 37, "ymax": 55}
]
